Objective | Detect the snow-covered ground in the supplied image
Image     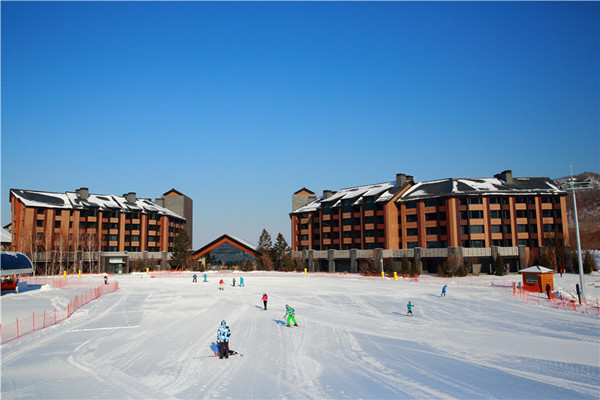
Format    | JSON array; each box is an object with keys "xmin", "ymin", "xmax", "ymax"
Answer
[{"xmin": 1, "ymin": 271, "xmax": 599, "ymax": 399}]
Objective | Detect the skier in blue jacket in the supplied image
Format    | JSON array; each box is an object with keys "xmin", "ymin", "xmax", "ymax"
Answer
[
  {"xmin": 441, "ymin": 284, "xmax": 447, "ymax": 297},
  {"xmin": 406, "ymin": 301, "xmax": 414, "ymax": 315},
  {"xmin": 217, "ymin": 320, "xmax": 231, "ymax": 359}
]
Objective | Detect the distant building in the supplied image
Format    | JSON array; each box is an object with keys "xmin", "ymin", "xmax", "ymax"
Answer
[
  {"xmin": 155, "ymin": 189, "xmax": 194, "ymax": 247},
  {"xmin": 192, "ymin": 234, "xmax": 259, "ymax": 269},
  {"xmin": 10, "ymin": 188, "xmax": 188, "ymax": 274},
  {"xmin": 291, "ymin": 171, "xmax": 570, "ymax": 273}
]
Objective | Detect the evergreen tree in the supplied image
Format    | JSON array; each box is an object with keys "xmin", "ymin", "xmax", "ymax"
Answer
[
  {"xmin": 400, "ymin": 256, "xmax": 410, "ymax": 275},
  {"xmin": 494, "ymin": 255, "xmax": 506, "ymax": 276},
  {"xmin": 170, "ymin": 230, "xmax": 193, "ymax": 269},
  {"xmin": 409, "ymin": 257, "xmax": 420, "ymax": 276},
  {"xmin": 272, "ymin": 233, "xmax": 291, "ymax": 269},
  {"xmin": 257, "ymin": 229, "xmax": 273, "ymax": 270},
  {"xmin": 583, "ymin": 251, "xmax": 597, "ymax": 274}
]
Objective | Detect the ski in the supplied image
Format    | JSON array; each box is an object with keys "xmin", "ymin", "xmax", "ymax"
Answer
[{"xmin": 194, "ymin": 351, "xmax": 243, "ymax": 359}]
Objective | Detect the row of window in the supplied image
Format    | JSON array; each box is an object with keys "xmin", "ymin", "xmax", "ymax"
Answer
[{"xmin": 39, "ymin": 209, "xmax": 166, "ymax": 220}]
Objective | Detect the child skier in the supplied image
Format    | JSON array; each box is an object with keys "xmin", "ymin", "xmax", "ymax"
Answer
[
  {"xmin": 441, "ymin": 284, "xmax": 447, "ymax": 297},
  {"xmin": 192, "ymin": 274, "xmax": 197, "ymax": 283},
  {"xmin": 233, "ymin": 277, "xmax": 236, "ymax": 287},
  {"xmin": 284, "ymin": 304, "xmax": 298, "ymax": 327},
  {"xmin": 203, "ymin": 273, "xmax": 208, "ymax": 282},
  {"xmin": 239, "ymin": 277, "xmax": 244, "ymax": 287},
  {"xmin": 262, "ymin": 293, "xmax": 268, "ymax": 310},
  {"xmin": 406, "ymin": 301, "xmax": 414, "ymax": 316},
  {"xmin": 219, "ymin": 279, "xmax": 224, "ymax": 290},
  {"xmin": 216, "ymin": 320, "xmax": 231, "ymax": 359}
]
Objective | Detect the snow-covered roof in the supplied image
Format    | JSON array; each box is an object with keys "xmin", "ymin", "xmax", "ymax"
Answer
[
  {"xmin": 292, "ymin": 181, "xmax": 400, "ymax": 214},
  {"xmin": 399, "ymin": 177, "xmax": 566, "ymax": 202},
  {"xmin": 11, "ymin": 189, "xmax": 185, "ymax": 220},
  {"xmin": 519, "ymin": 266, "xmax": 555, "ymax": 274},
  {"xmin": 1, "ymin": 228, "xmax": 11, "ymax": 243}
]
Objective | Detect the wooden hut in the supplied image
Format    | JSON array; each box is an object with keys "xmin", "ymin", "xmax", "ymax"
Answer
[{"xmin": 518, "ymin": 265, "xmax": 554, "ymax": 293}]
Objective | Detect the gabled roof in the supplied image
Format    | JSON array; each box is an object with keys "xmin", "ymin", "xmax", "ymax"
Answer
[
  {"xmin": 519, "ymin": 266, "xmax": 555, "ymax": 273},
  {"xmin": 399, "ymin": 177, "xmax": 565, "ymax": 202},
  {"xmin": 163, "ymin": 188, "xmax": 185, "ymax": 196},
  {"xmin": 11, "ymin": 189, "xmax": 185, "ymax": 220},
  {"xmin": 294, "ymin": 187, "xmax": 315, "ymax": 195},
  {"xmin": 192, "ymin": 234, "xmax": 259, "ymax": 259}
]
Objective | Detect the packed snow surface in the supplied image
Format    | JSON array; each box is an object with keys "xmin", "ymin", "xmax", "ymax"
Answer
[{"xmin": 2, "ymin": 272, "xmax": 599, "ymax": 399}]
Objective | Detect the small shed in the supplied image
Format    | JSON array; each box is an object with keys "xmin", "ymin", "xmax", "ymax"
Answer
[{"xmin": 518, "ymin": 265, "xmax": 554, "ymax": 293}]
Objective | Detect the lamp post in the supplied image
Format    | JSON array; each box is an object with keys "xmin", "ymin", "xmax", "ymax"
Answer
[{"xmin": 570, "ymin": 166, "xmax": 586, "ymax": 304}]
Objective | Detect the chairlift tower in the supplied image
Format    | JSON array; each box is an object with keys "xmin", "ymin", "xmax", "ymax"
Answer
[{"xmin": 570, "ymin": 166, "xmax": 586, "ymax": 303}]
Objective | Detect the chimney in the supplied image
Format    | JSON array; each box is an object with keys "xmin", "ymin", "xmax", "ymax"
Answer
[
  {"xmin": 323, "ymin": 190, "xmax": 333, "ymax": 199},
  {"xmin": 495, "ymin": 170, "xmax": 513, "ymax": 185},
  {"xmin": 76, "ymin": 187, "xmax": 89, "ymax": 200},
  {"xmin": 124, "ymin": 192, "xmax": 137, "ymax": 203},
  {"xmin": 155, "ymin": 198, "xmax": 165, "ymax": 207}
]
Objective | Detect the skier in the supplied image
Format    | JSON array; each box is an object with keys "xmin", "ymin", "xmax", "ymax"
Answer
[
  {"xmin": 284, "ymin": 304, "xmax": 298, "ymax": 327},
  {"xmin": 239, "ymin": 276, "xmax": 244, "ymax": 287},
  {"xmin": 216, "ymin": 320, "xmax": 231, "ymax": 359},
  {"xmin": 203, "ymin": 273, "xmax": 208, "ymax": 282},
  {"xmin": 441, "ymin": 284, "xmax": 447, "ymax": 297},
  {"xmin": 219, "ymin": 279, "xmax": 224, "ymax": 290},
  {"xmin": 104, "ymin": 275, "xmax": 108, "ymax": 285},
  {"xmin": 262, "ymin": 293, "xmax": 268, "ymax": 310},
  {"xmin": 406, "ymin": 301, "xmax": 414, "ymax": 316},
  {"xmin": 192, "ymin": 274, "xmax": 197, "ymax": 283},
  {"xmin": 233, "ymin": 277, "xmax": 236, "ymax": 287}
]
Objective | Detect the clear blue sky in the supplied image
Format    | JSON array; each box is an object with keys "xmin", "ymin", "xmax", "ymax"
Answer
[{"xmin": 2, "ymin": 2, "xmax": 598, "ymax": 248}]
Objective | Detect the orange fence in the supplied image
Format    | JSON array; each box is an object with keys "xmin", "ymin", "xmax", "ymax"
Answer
[
  {"xmin": 510, "ymin": 282, "xmax": 599, "ymax": 315},
  {"xmin": 0, "ymin": 281, "xmax": 119, "ymax": 344}
]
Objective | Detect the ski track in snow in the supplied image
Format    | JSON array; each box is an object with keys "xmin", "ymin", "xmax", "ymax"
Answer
[{"xmin": 2, "ymin": 272, "xmax": 599, "ymax": 399}]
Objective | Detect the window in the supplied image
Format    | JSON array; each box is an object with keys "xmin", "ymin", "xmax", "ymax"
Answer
[
  {"xmin": 37, "ymin": 220, "xmax": 44, "ymax": 227},
  {"xmin": 460, "ymin": 211, "xmax": 468, "ymax": 220},
  {"xmin": 365, "ymin": 216, "xmax": 375, "ymax": 224},
  {"xmin": 529, "ymin": 224, "xmax": 537, "ymax": 233},
  {"xmin": 131, "ymin": 235, "xmax": 140, "ymax": 242},
  {"xmin": 108, "ymin": 234, "xmax": 118, "ymax": 241},
  {"xmin": 425, "ymin": 213, "xmax": 437, "ymax": 221},
  {"xmin": 469, "ymin": 210, "xmax": 483, "ymax": 219},
  {"xmin": 542, "ymin": 209, "xmax": 553, "ymax": 218},
  {"xmin": 541, "ymin": 197, "xmax": 552, "ymax": 203},
  {"xmin": 460, "ymin": 225, "xmax": 469, "ymax": 235},
  {"xmin": 490, "ymin": 210, "xmax": 501, "ymax": 219},
  {"xmin": 424, "ymin": 199, "xmax": 438, "ymax": 207},
  {"xmin": 543, "ymin": 224, "xmax": 554, "ymax": 233},
  {"xmin": 491, "ymin": 225, "xmax": 502, "ymax": 233},
  {"xmin": 426, "ymin": 241, "xmax": 439, "ymax": 248},
  {"xmin": 528, "ymin": 210, "xmax": 537, "ymax": 219},
  {"xmin": 426, "ymin": 227, "xmax": 438, "ymax": 235},
  {"xmin": 502, "ymin": 210, "xmax": 510, "ymax": 219},
  {"xmin": 468, "ymin": 198, "xmax": 482, "ymax": 204},
  {"xmin": 518, "ymin": 239, "xmax": 528, "ymax": 246},
  {"xmin": 469, "ymin": 225, "xmax": 484, "ymax": 234},
  {"xmin": 37, "ymin": 209, "xmax": 45, "ymax": 215},
  {"xmin": 489, "ymin": 197, "xmax": 501, "ymax": 204},
  {"xmin": 503, "ymin": 225, "xmax": 512, "ymax": 234},
  {"xmin": 406, "ymin": 228, "xmax": 418, "ymax": 236},
  {"xmin": 516, "ymin": 210, "xmax": 527, "ymax": 218},
  {"xmin": 407, "ymin": 242, "xmax": 418, "ymax": 249},
  {"xmin": 406, "ymin": 215, "xmax": 417, "ymax": 223},
  {"xmin": 515, "ymin": 197, "xmax": 527, "ymax": 204},
  {"xmin": 54, "ymin": 221, "xmax": 61, "ymax": 228},
  {"xmin": 56, "ymin": 210, "xmax": 62, "ymax": 216},
  {"xmin": 517, "ymin": 224, "xmax": 528, "ymax": 233},
  {"xmin": 405, "ymin": 202, "xmax": 416, "ymax": 209},
  {"xmin": 364, "ymin": 197, "xmax": 375, "ymax": 211},
  {"xmin": 343, "ymin": 200, "xmax": 352, "ymax": 213},
  {"xmin": 471, "ymin": 240, "xmax": 484, "ymax": 248},
  {"xmin": 459, "ymin": 198, "xmax": 467, "ymax": 205}
]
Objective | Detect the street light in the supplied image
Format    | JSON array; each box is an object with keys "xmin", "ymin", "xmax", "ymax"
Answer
[{"xmin": 570, "ymin": 166, "xmax": 586, "ymax": 304}]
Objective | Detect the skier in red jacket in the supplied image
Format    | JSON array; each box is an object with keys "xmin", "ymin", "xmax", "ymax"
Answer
[{"xmin": 262, "ymin": 293, "xmax": 268, "ymax": 310}]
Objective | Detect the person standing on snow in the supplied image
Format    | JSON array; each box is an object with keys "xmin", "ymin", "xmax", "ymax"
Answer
[
  {"xmin": 262, "ymin": 293, "xmax": 268, "ymax": 310},
  {"xmin": 216, "ymin": 320, "xmax": 231, "ymax": 359},
  {"xmin": 406, "ymin": 301, "xmax": 414, "ymax": 316},
  {"xmin": 233, "ymin": 277, "xmax": 236, "ymax": 287},
  {"xmin": 192, "ymin": 274, "xmax": 197, "ymax": 283},
  {"xmin": 441, "ymin": 284, "xmax": 447, "ymax": 297},
  {"xmin": 284, "ymin": 304, "xmax": 298, "ymax": 327},
  {"xmin": 239, "ymin": 276, "xmax": 244, "ymax": 287},
  {"xmin": 203, "ymin": 273, "xmax": 208, "ymax": 282},
  {"xmin": 219, "ymin": 279, "xmax": 224, "ymax": 290},
  {"xmin": 546, "ymin": 283, "xmax": 551, "ymax": 299}
]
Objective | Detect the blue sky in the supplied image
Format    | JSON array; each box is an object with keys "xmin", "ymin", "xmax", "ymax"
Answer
[{"xmin": 2, "ymin": 2, "xmax": 598, "ymax": 248}]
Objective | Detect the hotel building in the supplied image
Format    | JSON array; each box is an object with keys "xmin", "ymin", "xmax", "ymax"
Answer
[
  {"xmin": 291, "ymin": 171, "xmax": 569, "ymax": 273},
  {"xmin": 10, "ymin": 188, "xmax": 189, "ymax": 273}
]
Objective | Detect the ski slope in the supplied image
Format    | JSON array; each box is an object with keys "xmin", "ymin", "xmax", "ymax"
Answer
[{"xmin": 2, "ymin": 272, "xmax": 599, "ymax": 399}]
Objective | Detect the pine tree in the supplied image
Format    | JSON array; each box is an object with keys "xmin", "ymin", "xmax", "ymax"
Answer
[
  {"xmin": 272, "ymin": 233, "xmax": 290, "ymax": 269},
  {"xmin": 494, "ymin": 255, "xmax": 506, "ymax": 276},
  {"xmin": 583, "ymin": 251, "xmax": 597, "ymax": 274},
  {"xmin": 257, "ymin": 229, "xmax": 273, "ymax": 270},
  {"xmin": 409, "ymin": 257, "xmax": 420, "ymax": 276},
  {"xmin": 170, "ymin": 230, "xmax": 192, "ymax": 270},
  {"xmin": 400, "ymin": 256, "xmax": 410, "ymax": 275}
]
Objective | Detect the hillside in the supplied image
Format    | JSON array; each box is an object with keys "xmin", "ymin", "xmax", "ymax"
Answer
[{"xmin": 555, "ymin": 172, "xmax": 600, "ymax": 250}]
